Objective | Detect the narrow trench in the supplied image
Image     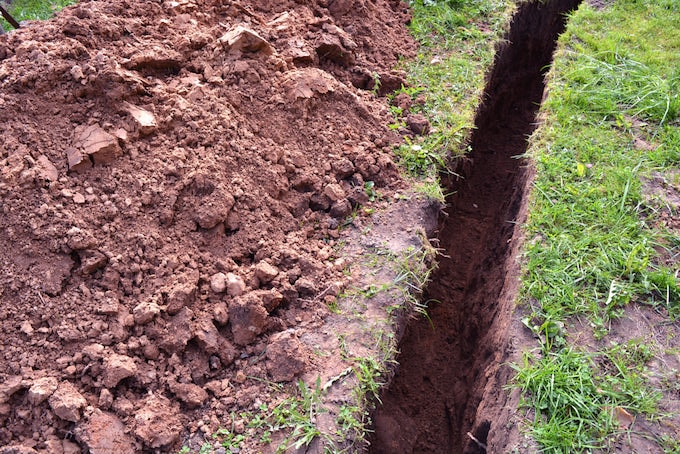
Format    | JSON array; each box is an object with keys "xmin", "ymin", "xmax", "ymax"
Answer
[{"xmin": 369, "ymin": 1, "xmax": 582, "ymax": 452}]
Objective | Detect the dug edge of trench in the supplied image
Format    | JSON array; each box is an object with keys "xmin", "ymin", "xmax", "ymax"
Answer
[
  {"xmin": 366, "ymin": 0, "xmax": 584, "ymax": 453},
  {"xmin": 266, "ymin": 193, "xmax": 442, "ymax": 453}
]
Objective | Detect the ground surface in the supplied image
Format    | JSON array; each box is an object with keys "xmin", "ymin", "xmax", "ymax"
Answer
[
  {"xmin": 3, "ymin": 0, "xmax": 679, "ymax": 453},
  {"xmin": 0, "ymin": 0, "xmax": 428, "ymax": 451}
]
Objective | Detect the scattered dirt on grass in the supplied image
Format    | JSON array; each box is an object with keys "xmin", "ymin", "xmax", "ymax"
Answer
[
  {"xmin": 0, "ymin": 0, "xmax": 424, "ymax": 451},
  {"xmin": 370, "ymin": 1, "xmax": 582, "ymax": 452}
]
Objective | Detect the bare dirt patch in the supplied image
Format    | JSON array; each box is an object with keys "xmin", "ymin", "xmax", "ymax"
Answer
[{"xmin": 0, "ymin": 0, "xmax": 425, "ymax": 451}]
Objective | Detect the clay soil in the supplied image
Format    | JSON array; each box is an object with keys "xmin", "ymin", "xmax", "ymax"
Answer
[{"xmin": 0, "ymin": 0, "xmax": 422, "ymax": 452}]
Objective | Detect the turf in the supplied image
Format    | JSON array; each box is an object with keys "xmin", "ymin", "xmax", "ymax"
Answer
[{"xmin": 516, "ymin": 0, "xmax": 680, "ymax": 451}]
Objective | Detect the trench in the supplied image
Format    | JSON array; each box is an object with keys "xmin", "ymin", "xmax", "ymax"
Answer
[{"xmin": 369, "ymin": 1, "xmax": 582, "ymax": 452}]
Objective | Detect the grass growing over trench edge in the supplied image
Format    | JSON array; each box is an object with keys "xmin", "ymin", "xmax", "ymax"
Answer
[{"xmin": 516, "ymin": 0, "xmax": 680, "ymax": 452}]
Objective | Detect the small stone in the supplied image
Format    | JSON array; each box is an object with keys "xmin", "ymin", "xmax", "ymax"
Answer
[
  {"xmin": 62, "ymin": 440, "xmax": 80, "ymax": 454},
  {"xmin": 112, "ymin": 396, "xmax": 134, "ymax": 417},
  {"xmin": 219, "ymin": 25, "xmax": 273, "ymax": 55},
  {"xmin": 169, "ymin": 382, "xmax": 208, "ymax": 408},
  {"xmin": 229, "ymin": 294, "xmax": 268, "ymax": 346},
  {"xmin": 20, "ymin": 321, "xmax": 34, "ymax": 335},
  {"xmin": 193, "ymin": 192, "xmax": 234, "ymax": 229},
  {"xmin": 295, "ymin": 278, "xmax": 318, "ymax": 296},
  {"xmin": 210, "ymin": 272, "xmax": 227, "ymax": 293},
  {"xmin": 73, "ymin": 193, "xmax": 86, "ymax": 204},
  {"xmin": 204, "ymin": 380, "xmax": 229, "ymax": 397},
  {"xmin": 254, "ymin": 289, "xmax": 284, "ymax": 312},
  {"xmin": 74, "ymin": 124, "xmax": 122, "ymax": 165},
  {"xmin": 28, "ymin": 377, "xmax": 59, "ymax": 405},
  {"xmin": 98, "ymin": 389, "xmax": 114, "ymax": 409},
  {"xmin": 82, "ymin": 343, "xmax": 105, "ymax": 360},
  {"xmin": 193, "ymin": 316, "xmax": 237, "ymax": 365},
  {"xmin": 133, "ymin": 299, "xmax": 160, "ymax": 325},
  {"xmin": 254, "ymin": 261, "xmax": 279, "ymax": 283},
  {"xmin": 95, "ymin": 297, "xmax": 119, "ymax": 316},
  {"xmin": 234, "ymin": 370, "xmax": 247, "ymax": 384},
  {"xmin": 142, "ymin": 343, "xmax": 160, "ymax": 360},
  {"xmin": 70, "ymin": 65, "xmax": 84, "ymax": 81},
  {"xmin": 330, "ymin": 199, "xmax": 352, "ymax": 218},
  {"xmin": 0, "ymin": 446, "xmax": 39, "ymax": 454},
  {"xmin": 66, "ymin": 227, "xmax": 97, "ymax": 251},
  {"xmin": 67, "ymin": 147, "xmax": 92, "ymax": 173},
  {"xmin": 166, "ymin": 278, "xmax": 197, "ymax": 315},
  {"xmin": 37, "ymin": 155, "xmax": 59, "ymax": 181},
  {"xmin": 225, "ymin": 273, "xmax": 246, "ymax": 297},
  {"xmin": 102, "ymin": 353, "xmax": 137, "ymax": 388},
  {"xmin": 159, "ymin": 308, "xmax": 193, "ymax": 355},
  {"xmin": 113, "ymin": 128, "xmax": 128, "ymax": 142},
  {"xmin": 79, "ymin": 250, "xmax": 108, "ymax": 274},
  {"xmin": 49, "ymin": 381, "xmax": 87, "ymax": 422},
  {"xmin": 44, "ymin": 436, "xmax": 64, "ymax": 454},
  {"xmin": 0, "ymin": 376, "xmax": 24, "ymax": 403},
  {"xmin": 123, "ymin": 102, "xmax": 157, "ymax": 135},
  {"xmin": 331, "ymin": 158, "xmax": 355, "ymax": 179},
  {"xmin": 406, "ymin": 114, "xmax": 430, "ymax": 135},
  {"xmin": 213, "ymin": 302, "xmax": 229, "ymax": 325},
  {"xmin": 309, "ymin": 192, "xmax": 331, "ymax": 211}
]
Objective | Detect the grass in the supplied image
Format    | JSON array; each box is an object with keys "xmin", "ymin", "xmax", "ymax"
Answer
[
  {"xmin": 387, "ymin": 0, "xmax": 512, "ymax": 196},
  {"xmin": 0, "ymin": 0, "xmax": 75, "ymax": 30},
  {"xmin": 515, "ymin": 0, "xmax": 680, "ymax": 451}
]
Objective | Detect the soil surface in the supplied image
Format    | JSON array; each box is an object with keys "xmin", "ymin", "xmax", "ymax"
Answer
[{"xmin": 0, "ymin": 0, "xmax": 423, "ymax": 452}]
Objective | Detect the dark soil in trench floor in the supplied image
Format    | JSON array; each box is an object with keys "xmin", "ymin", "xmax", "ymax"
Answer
[{"xmin": 370, "ymin": 0, "xmax": 583, "ymax": 452}]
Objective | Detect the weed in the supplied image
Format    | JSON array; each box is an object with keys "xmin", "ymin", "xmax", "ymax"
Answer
[{"xmin": 267, "ymin": 378, "xmax": 326, "ymax": 452}]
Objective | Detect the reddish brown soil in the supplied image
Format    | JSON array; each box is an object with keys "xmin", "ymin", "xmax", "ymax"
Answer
[
  {"xmin": 370, "ymin": 1, "xmax": 582, "ymax": 452},
  {"xmin": 0, "ymin": 0, "xmax": 419, "ymax": 451}
]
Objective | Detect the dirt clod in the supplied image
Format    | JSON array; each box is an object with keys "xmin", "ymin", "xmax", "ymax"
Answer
[
  {"xmin": 48, "ymin": 381, "xmax": 87, "ymax": 423},
  {"xmin": 76, "ymin": 409, "xmax": 138, "ymax": 454},
  {"xmin": 27, "ymin": 377, "xmax": 58, "ymax": 405},
  {"xmin": 133, "ymin": 394, "xmax": 181, "ymax": 449},
  {"xmin": 102, "ymin": 353, "xmax": 137, "ymax": 388},
  {"xmin": 266, "ymin": 330, "xmax": 308, "ymax": 382}
]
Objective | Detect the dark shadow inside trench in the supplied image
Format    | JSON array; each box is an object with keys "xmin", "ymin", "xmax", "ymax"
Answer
[{"xmin": 369, "ymin": 0, "xmax": 582, "ymax": 452}]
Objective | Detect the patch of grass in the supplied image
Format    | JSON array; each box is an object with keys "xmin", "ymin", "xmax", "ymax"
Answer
[
  {"xmin": 513, "ymin": 345, "xmax": 660, "ymax": 453},
  {"xmin": 1, "ymin": 0, "xmax": 76, "ymax": 30},
  {"xmin": 268, "ymin": 379, "xmax": 326, "ymax": 452},
  {"xmin": 516, "ymin": 0, "xmax": 680, "ymax": 451},
  {"xmin": 388, "ymin": 0, "xmax": 512, "ymax": 192}
]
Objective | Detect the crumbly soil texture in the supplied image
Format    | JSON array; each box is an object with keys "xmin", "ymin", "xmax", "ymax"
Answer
[{"xmin": 0, "ymin": 0, "xmax": 422, "ymax": 452}]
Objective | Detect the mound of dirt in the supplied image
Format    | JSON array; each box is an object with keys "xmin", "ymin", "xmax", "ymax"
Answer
[{"xmin": 0, "ymin": 0, "xmax": 416, "ymax": 451}]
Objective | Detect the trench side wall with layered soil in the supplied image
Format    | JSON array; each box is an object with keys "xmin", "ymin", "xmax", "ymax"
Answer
[{"xmin": 370, "ymin": 0, "xmax": 583, "ymax": 452}]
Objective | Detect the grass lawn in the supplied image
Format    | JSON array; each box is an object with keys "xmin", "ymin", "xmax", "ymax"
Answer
[{"xmin": 517, "ymin": 0, "xmax": 680, "ymax": 451}]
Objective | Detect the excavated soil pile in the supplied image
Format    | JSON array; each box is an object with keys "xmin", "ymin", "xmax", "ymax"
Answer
[
  {"xmin": 0, "ymin": 0, "xmax": 417, "ymax": 451},
  {"xmin": 371, "ymin": 1, "xmax": 582, "ymax": 453}
]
